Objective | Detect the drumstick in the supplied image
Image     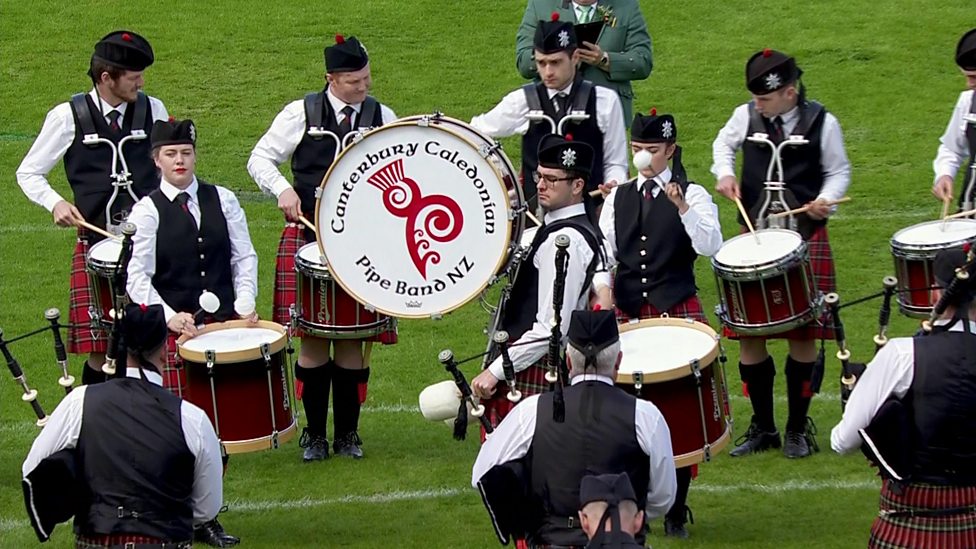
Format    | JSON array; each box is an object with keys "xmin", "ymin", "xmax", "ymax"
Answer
[
  {"xmin": 526, "ymin": 210, "xmax": 543, "ymax": 227},
  {"xmin": 76, "ymin": 219, "xmax": 121, "ymax": 241},
  {"xmin": 297, "ymin": 214, "xmax": 316, "ymax": 233},
  {"xmin": 587, "ymin": 178, "xmax": 639, "ymax": 198},
  {"xmin": 944, "ymin": 207, "xmax": 976, "ymax": 221},
  {"xmin": 941, "ymin": 195, "xmax": 952, "ymax": 230},
  {"xmin": 769, "ymin": 196, "xmax": 853, "ymax": 219},
  {"xmin": 733, "ymin": 197, "xmax": 760, "ymax": 244}
]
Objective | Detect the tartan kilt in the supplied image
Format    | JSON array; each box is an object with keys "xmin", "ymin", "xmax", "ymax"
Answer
[
  {"xmin": 615, "ymin": 294, "xmax": 708, "ymax": 325},
  {"xmin": 722, "ymin": 225, "xmax": 836, "ymax": 341},
  {"xmin": 869, "ymin": 480, "xmax": 976, "ymax": 549},
  {"xmin": 273, "ymin": 224, "xmax": 396, "ymax": 344},
  {"xmin": 482, "ymin": 359, "xmax": 552, "ymax": 435},
  {"xmin": 68, "ymin": 232, "xmax": 108, "ymax": 355}
]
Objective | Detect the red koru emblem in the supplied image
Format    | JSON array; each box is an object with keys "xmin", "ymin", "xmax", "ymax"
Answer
[{"xmin": 367, "ymin": 159, "xmax": 464, "ymax": 279}]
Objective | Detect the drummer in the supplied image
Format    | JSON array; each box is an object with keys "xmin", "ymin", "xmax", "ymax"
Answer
[
  {"xmin": 711, "ymin": 49, "xmax": 851, "ymax": 459},
  {"xmin": 471, "ymin": 135, "xmax": 612, "ymax": 427},
  {"xmin": 15, "ymin": 30, "xmax": 168, "ymax": 386},
  {"xmin": 599, "ymin": 109, "xmax": 722, "ymax": 538},
  {"xmin": 932, "ymin": 28, "xmax": 976, "ymax": 206},
  {"xmin": 470, "ymin": 13, "xmax": 627, "ymax": 205},
  {"xmin": 127, "ymin": 118, "xmax": 259, "ymax": 395},
  {"xmin": 247, "ymin": 34, "xmax": 397, "ymax": 461}
]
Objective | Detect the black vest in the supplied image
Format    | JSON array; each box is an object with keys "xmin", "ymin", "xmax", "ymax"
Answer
[
  {"xmin": 149, "ymin": 182, "xmax": 234, "ymax": 320},
  {"xmin": 528, "ymin": 382, "xmax": 649, "ymax": 546},
  {"xmin": 502, "ymin": 214, "xmax": 603, "ymax": 341},
  {"xmin": 292, "ymin": 90, "xmax": 384, "ymax": 238},
  {"xmin": 960, "ymin": 92, "xmax": 976, "ymax": 207},
  {"xmin": 905, "ymin": 331, "xmax": 976, "ymax": 485},
  {"xmin": 63, "ymin": 93, "xmax": 159, "ymax": 242},
  {"xmin": 522, "ymin": 78, "xmax": 605, "ymax": 200},
  {"xmin": 75, "ymin": 378, "xmax": 195, "ymax": 540},
  {"xmin": 741, "ymin": 101, "xmax": 827, "ymax": 227},
  {"xmin": 613, "ymin": 177, "xmax": 698, "ymax": 316}
]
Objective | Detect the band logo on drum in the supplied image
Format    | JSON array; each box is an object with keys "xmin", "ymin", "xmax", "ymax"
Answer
[{"xmin": 317, "ymin": 125, "xmax": 513, "ymax": 318}]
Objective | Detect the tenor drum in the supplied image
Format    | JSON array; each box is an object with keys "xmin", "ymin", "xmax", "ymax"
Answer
[
  {"xmin": 712, "ymin": 229, "xmax": 819, "ymax": 335},
  {"xmin": 86, "ymin": 238, "xmax": 125, "ymax": 328},
  {"xmin": 891, "ymin": 219, "xmax": 976, "ymax": 317},
  {"xmin": 294, "ymin": 243, "xmax": 393, "ymax": 338},
  {"xmin": 178, "ymin": 320, "xmax": 297, "ymax": 454},
  {"xmin": 315, "ymin": 114, "xmax": 525, "ymax": 318},
  {"xmin": 615, "ymin": 318, "xmax": 732, "ymax": 467}
]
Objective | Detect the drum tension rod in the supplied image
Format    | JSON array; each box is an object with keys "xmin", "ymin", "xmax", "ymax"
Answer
[
  {"xmin": 632, "ymin": 371, "xmax": 643, "ymax": 391},
  {"xmin": 690, "ymin": 359, "xmax": 702, "ymax": 385}
]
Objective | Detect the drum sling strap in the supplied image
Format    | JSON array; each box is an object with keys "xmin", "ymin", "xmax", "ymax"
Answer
[
  {"xmin": 303, "ymin": 92, "xmax": 379, "ymax": 135},
  {"xmin": 963, "ymin": 93, "xmax": 976, "ymax": 201},
  {"xmin": 71, "ymin": 91, "xmax": 148, "ymax": 144},
  {"xmin": 533, "ymin": 217, "xmax": 606, "ymax": 302},
  {"xmin": 521, "ymin": 81, "xmax": 594, "ymax": 121},
  {"xmin": 747, "ymin": 100, "xmax": 824, "ymax": 139}
]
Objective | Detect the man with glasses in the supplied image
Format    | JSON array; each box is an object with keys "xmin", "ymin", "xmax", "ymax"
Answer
[{"xmin": 471, "ymin": 135, "xmax": 612, "ymax": 429}]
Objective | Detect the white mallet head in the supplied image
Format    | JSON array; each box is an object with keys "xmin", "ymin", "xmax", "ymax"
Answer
[
  {"xmin": 633, "ymin": 150, "xmax": 652, "ymax": 171},
  {"xmin": 199, "ymin": 291, "xmax": 221, "ymax": 314}
]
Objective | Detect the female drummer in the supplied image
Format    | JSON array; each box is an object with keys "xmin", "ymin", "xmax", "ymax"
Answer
[
  {"xmin": 711, "ymin": 49, "xmax": 851, "ymax": 459},
  {"xmin": 599, "ymin": 110, "xmax": 722, "ymax": 538},
  {"xmin": 247, "ymin": 35, "xmax": 397, "ymax": 461},
  {"xmin": 126, "ymin": 118, "xmax": 259, "ymax": 395},
  {"xmin": 932, "ymin": 28, "xmax": 976, "ymax": 206}
]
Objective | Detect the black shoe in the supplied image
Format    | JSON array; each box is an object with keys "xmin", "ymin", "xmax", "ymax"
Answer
[
  {"xmin": 194, "ymin": 518, "xmax": 240, "ymax": 547},
  {"xmin": 299, "ymin": 428, "xmax": 329, "ymax": 462},
  {"xmin": 784, "ymin": 417, "xmax": 819, "ymax": 459},
  {"xmin": 729, "ymin": 422, "xmax": 781, "ymax": 457},
  {"xmin": 664, "ymin": 506, "xmax": 693, "ymax": 538},
  {"xmin": 333, "ymin": 431, "xmax": 364, "ymax": 459}
]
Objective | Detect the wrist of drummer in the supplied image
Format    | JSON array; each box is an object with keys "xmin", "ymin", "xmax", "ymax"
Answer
[
  {"xmin": 234, "ymin": 294, "xmax": 257, "ymax": 318},
  {"xmin": 270, "ymin": 178, "xmax": 293, "ymax": 199},
  {"xmin": 162, "ymin": 301, "xmax": 178, "ymax": 323}
]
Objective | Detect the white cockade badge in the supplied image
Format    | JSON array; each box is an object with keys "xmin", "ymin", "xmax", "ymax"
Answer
[
  {"xmin": 662, "ymin": 120, "xmax": 674, "ymax": 139},
  {"xmin": 189, "ymin": 123, "xmax": 196, "ymax": 142},
  {"xmin": 562, "ymin": 149, "xmax": 577, "ymax": 167},
  {"xmin": 558, "ymin": 30, "xmax": 570, "ymax": 48},
  {"xmin": 765, "ymin": 72, "xmax": 782, "ymax": 90}
]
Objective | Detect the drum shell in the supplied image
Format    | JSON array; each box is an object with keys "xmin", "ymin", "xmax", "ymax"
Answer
[
  {"xmin": 713, "ymin": 238, "xmax": 817, "ymax": 335},
  {"xmin": 294, "ymin": 244, "xmax": 392, "ymax": 338},
  {"xmin": 890, "ymin": 221, "xmax": 976, "ymax": 318},
  {"xmin": 85, "ymin": 240, "xmax": 124, "ymax": 328},
  {"xmin": 178, "ymin": 321, "xmax": 297, "ymax": 454}
]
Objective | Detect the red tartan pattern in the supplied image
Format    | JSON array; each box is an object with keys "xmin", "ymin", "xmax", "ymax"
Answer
[
  {"xmin": 161, "ymin": 330, "xmax": 184, "ymax": 397},
  {"xmin": 68, "ymin": 232, "xmax": 108, "ymax": 355},
  {"xmin": 722, "ymin": 225, "xmax": 836, "ymax": 341},
  {"xmin": 869, "ymin": 480, "xmax": 976, "ymax": 549},
  {"xmin": 615, "ymin": 294, "xmax": 708, "ymax": 324},
  {"xmin": 273, "ymin": 224, "xmax": 396, "ymax": 344},
  {"xmin": 76, "ymin": 533, "xmax": 182, "ymax": 548},
  {"xmin": 482, "ymin": 360, "xmax": 553, "ymax": 437}
]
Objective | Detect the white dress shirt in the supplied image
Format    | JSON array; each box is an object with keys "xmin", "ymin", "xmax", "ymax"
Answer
[
  {"xmin": 830, "ymin": 321, "xmax": 976, "ymax": 453},
  {"xmin": 932, "ymin": 89, "xmax": 975, "ymax": 185},
  {"xmin": 22, "ymin": 367, "xmax": 224, "ymax": 524},
  {"xmin": 16, "ymin": 89, "xmax": 169, "ymax": 212},
  {"xmin": 247, "ymin": 88, "xmax": 398, "ymax": 198},
  {"xmin": 470, "ymin": 82, "xmax": 628, "ymax": 185},
  {"xmin": 486, "ymin": 203, "xmax": 611, "ymax": 380},
  {"xmin": 471, "ymin": 374, "xmax": 677, "ymax": 519},
  {"xmin": 710, "ymin": 103, "xmax": 852, "ymax": 204},
  {"xmin": 126, "ymin": 177, "xmax": 259, "ymax": 321},
  {"xmin": 599, "ymin": 166, "xmax": 724, "ymax": 259}
]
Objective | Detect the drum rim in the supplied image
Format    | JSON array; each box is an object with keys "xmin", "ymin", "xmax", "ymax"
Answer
[
  {"xmin": 222, "ymin": 419, "xmax": 298, "ymax": 454},
  {"xmin": 891, "ymin": 219, "xmax": 976, "ymax": 253},
  {"xmin": 313, "ymin": 115, "xmax": 523, "ymax": 319},
  {"xmin": 673, "ymin": 424, "xmax": 732, "ymax": 468},
  {"xmin": 294, "ymin": 242, "xmax": 330, "ymax": 276},
  {"xmin": 712, "ymin": 229, "xmax": 806, "ymax": 272},
  {"xmin": 614, "ymin": 317, "xmax": 720, "ymax": 384},
  {"xmin": 177, "ymin": 320, "xmax": 287, "ymax": 363},
  {"xmin": 86, "ymin": 239, "xmax": 123, "ymax": 273}
]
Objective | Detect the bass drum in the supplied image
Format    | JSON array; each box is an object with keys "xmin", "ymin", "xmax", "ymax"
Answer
[{"xmin": 315, "ymin": 114, "xmax": 525, "ymax": 318}]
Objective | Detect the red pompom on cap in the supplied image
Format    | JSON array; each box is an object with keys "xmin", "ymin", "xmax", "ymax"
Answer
[
  {"xmin": 650, "ymin": 107, "xmax": 657, "ymax": 115},
  {"xmin": 168, "ymin": 115, "xmax": 175, "ymax": 122},
  {"xmin": 762, "ymin": 48, "xmax": 772, "ymax": 58},
  {"xmin": 551, "ymin": 11, "xmax": 560, "ymax": 21},
  {"xmin": 335, "ymin": 34, "xmax": 345, "ymax": 44},
  {"xmin": 565, "ymin": 133, "xmax": 574, "ymax": 141},
  {"xmin": 964, "ymin": 242, "xmax": 972, "ymax": 254},
  {"xmin": 139, "ymin": 303, "xmax": 148, "ymax": 312},
  {"xmin": 122, "ymin": 33, "xmax": 132, "ymax": 42}
]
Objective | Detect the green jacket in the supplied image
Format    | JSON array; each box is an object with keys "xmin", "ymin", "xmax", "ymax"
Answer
[{"xmin": 515, "ymin": 0, "xmax": 653, "ymax": 127}]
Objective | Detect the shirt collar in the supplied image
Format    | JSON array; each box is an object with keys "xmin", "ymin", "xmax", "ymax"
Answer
[
  {"xmin": 160, "ymin": 176, "xmax": 199, "ymax": 201},
  {"xmin": 547, "ymin": 81, "xmax": 575, "ymax": 99},
  {"xmin": 573, "ymin": 1, "xmax": 599, "ymax": 12},
  {"xmin": 89, "ymin": 88, "xmax": 128, "ymax": 118},
  {"xmin": 778, "ymin": 105, "xmax": 800, "ymax": 125},
  {"xmin": 125, "ymin": 366, "xmax": 163, "ymax": 386},
  {"xmin": 544, "ymin": 202, "xmax": 586, "ymax": 223},
  {"xmin": 571, "ymin": 373, "xmax": 614, "ymax": 386},
  {"xmin": 639, "ymin": 167, "xmax": 672, "ymax": 193},
  {"xmin": 326, "ymin": 87, "xmax": 361, "ymax": 116},
  {"xmin": 934, "ymin": 319, "xmax": 976, "ymax": 333}
]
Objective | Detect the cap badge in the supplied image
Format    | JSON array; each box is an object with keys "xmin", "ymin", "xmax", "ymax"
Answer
[
  {"xmin": 661, "ymin": 120, "xmax": 674, "ymax": 139},
  {"xmin": 562, "ymin": 148, "xmax": 577, "ymax": 167},
  {"xmin": 558, "ymin": 30, "xmax": 570, "ymax": 47},
  {"xmin": 765, "ymin": 72, "xmax": 782, "ymax": 90}
]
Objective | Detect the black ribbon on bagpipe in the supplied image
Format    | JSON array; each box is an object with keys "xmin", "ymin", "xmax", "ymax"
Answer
[
  {"xmin": 549, "ymin": 235, "xmax": 571, "ymax": 423},
  {"xmin": 101, "ymin": 223, "xmax": 136, "ymax": 377},
  {"xmin": 439, "ymin": 349, "xmax": 493, "ymax": 440}
]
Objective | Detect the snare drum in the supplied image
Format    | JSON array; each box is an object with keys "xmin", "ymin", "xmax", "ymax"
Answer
[
  {"xmin": 315, "ymin": 114, "xmax": 525, "ymax": 318},
  {"xmin": 891, "ymin": 219, "xmax": 976, "ymax": 317},
  {"xmin": 86, "ymin": 238, "xmax": 125, "ymax": 327},
  {"xmin": 615, "ymin": 318, "xmax": 732, "ymax": 467},
  {"xmin": 178, "ymin": 320, "xmax": 297, "ymax": 454},
  {"xmin": 712, "ymin": 229, "xmax": 818, "ymax": 335},
  {"xmin": 294, "ymin": 243, "xmax": 393, "ymax": 338}
]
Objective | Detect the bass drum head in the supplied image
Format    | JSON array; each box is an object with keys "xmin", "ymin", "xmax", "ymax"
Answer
[
  {"xmin": 616, "ymin": 318, "xmax": 719, "ymax": 384},
  {"xmin": 891, "ymin": 219, "xmax": 976, "ymax": 252},
  {"xmin": 315, "ymin": 117, "xmax": 520, "ymax": 318},
  {"xmin": 713, "ymin": 229, "xmax": 802, "ymax": 269},
  {"xmin": 87, "ymin": 238, "xmax": 123, "ymax": 273}
]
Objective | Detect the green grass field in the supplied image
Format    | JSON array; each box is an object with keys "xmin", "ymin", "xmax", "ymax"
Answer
[{"xmin": 1, "ymin": 1, "xmax": 973, "ymax": 547}]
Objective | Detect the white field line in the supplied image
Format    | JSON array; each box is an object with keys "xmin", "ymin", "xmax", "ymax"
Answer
[{"xmin": 0, "ymin": 480, "xmax": 878, "ymax": 532}]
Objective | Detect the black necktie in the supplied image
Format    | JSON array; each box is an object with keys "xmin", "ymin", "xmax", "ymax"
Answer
[
  {"xmin": 640, "ymin": 180, "xmax": 655, "ymax": 223},
  {"xmin": 642, "ymin": 179, "xmax": 654, "ymax": 201},
  {"xmin": 554, "ymin": 93, "xmax": 569, "ymax": 114},
  {"xmin": 175, "ymin": 192, "xmax": 195, "ymax": 224},
  {"xmin": 338, "ymin": 106, "xmax": 355, "ymax": 134},
  {"xmin": 772, "ymin": 116, "xmax": 785, "ymax": 142},
  {"xmin": 107, "ymin": 110, "xmax": 121, "ymax": 134}
]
